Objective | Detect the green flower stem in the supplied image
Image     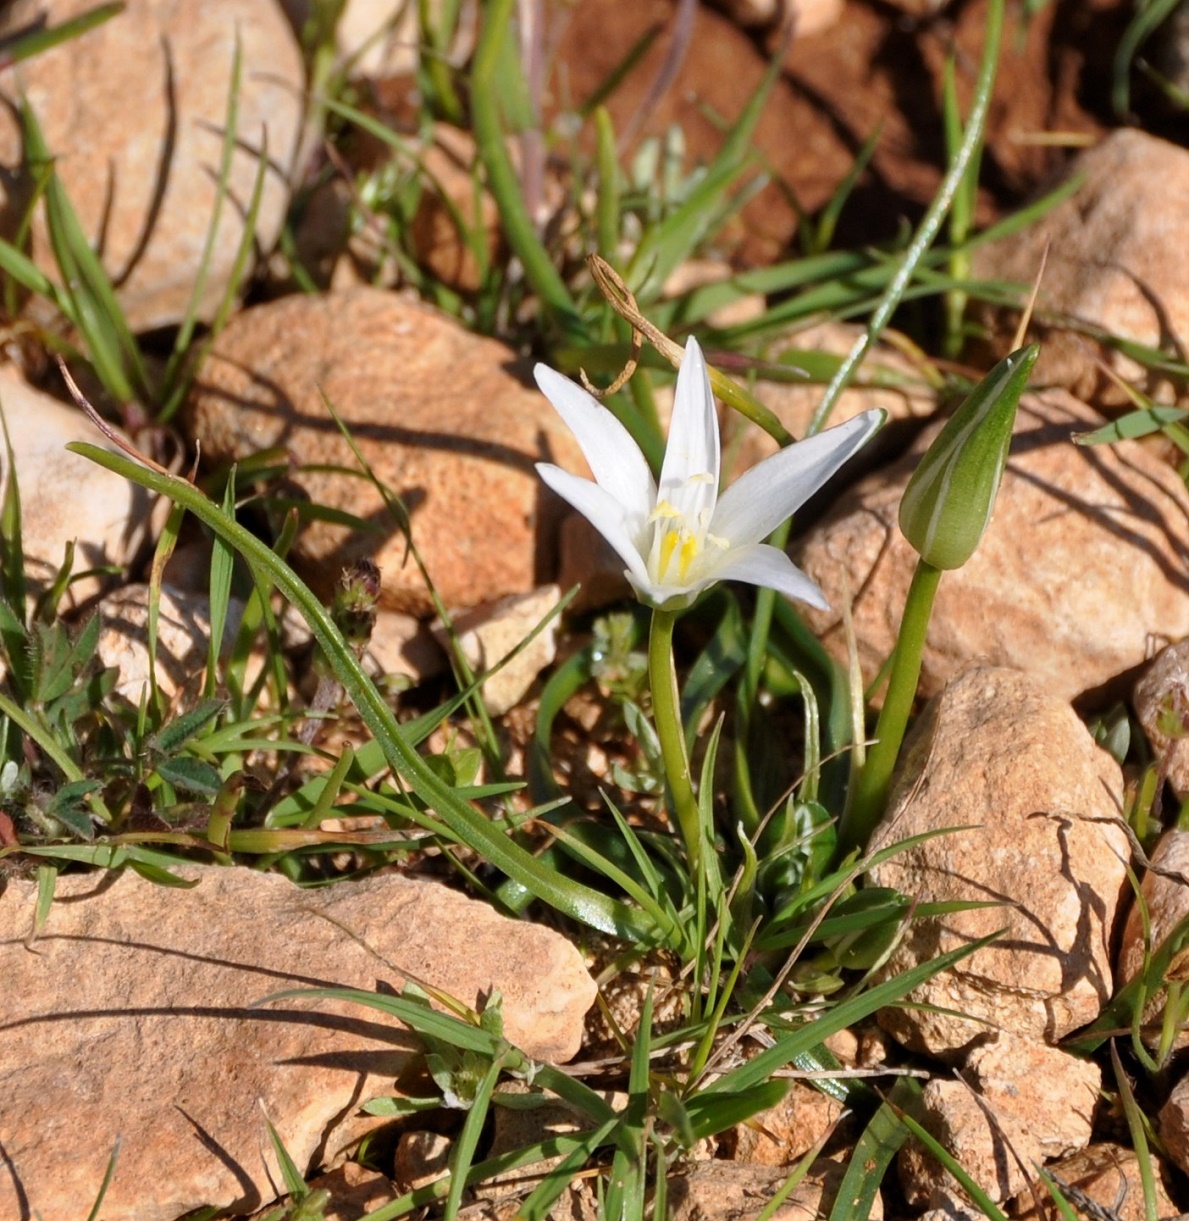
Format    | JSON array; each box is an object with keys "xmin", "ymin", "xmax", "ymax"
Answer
[
  {"xmin": 841, "ymin": 559, "xmax": 942, "ymax": 855},
  {"xmin": 649, "ymin": 608, "xmax": 702, "ymax": 877}
]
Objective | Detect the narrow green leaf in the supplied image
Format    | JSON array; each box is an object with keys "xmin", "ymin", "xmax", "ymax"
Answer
[
  {"xmin": 0, "ymin": 3, "xmax": 123, "ymax": 69},
  {"xmin": 827, "ymin": 1077, "xmax": 917, "ymax": 1221}
]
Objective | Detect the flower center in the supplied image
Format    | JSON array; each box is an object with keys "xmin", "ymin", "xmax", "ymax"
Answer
[{"xmin": 647, "ymin": 478, "xmax": 727, "ymax": 587}]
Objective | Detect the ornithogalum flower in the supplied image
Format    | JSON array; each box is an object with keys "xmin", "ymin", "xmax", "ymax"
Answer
[{"xmin": 535, "ymin": 337, "xmax": 884, "ymax": 612}]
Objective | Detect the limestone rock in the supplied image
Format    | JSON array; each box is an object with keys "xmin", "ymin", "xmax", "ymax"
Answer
[
  {"xmin": 0, "ymin": 0, "xmax": 305, "ymax": 333},
  {"xmin": 366, "ymin": 609, "xmax": 447, "ymax": 687},
  {"xmin": 393, "ymin": 1130, "xmax": 453, "ymax": 1193},
  {"xmin": 251, "ymin": 1163, "xmax": 399, "ymax": 1221},
  {"xmin": 1118, "ymin": 828, "xmax": 1189, "ymax": 1051},
  {"xmin": 0, "ymin": 865, "xmax": 594, "ymax": 1221},
  {"xmin": 1160, "ymin": 1072, "xmax": 1189, "ymax": 1179},
  {"xmin": 722, "ymin": 1080, "xmax": 843, "ymax": 1167},
  {"xmin": 433, "ymin": 584, "xmax": 561, "ymax": 716},
  {"xmin": 185, "ymin": 289, "xmax": 584, "ymax": 615},
  {"xmin": 96, "ymin": 584, "xmax": 242, "ymax": 702},
  {"xmin": 867, "ymin": 667, "xmax": 1129, "ymax": 1056},
  {"xmin": 0, "ymin": 365, "xmax": 152, "ymax": 607},
  {"xmin": 1013, "ymin": 1143, "xmax": 1179, "ymax": 1221},
  {"xmin": 796, "ymin": 389, "xmax": 1189, "ymax": 703},
  {"xmin": 899, "ymin": 1035, "xmax": 1100, "ymax": 1206},
  {"xmin": 409, "ymin": 126, "xmax": 504, "ymax": 294},
  {"xmin": 1133, "ymin": 640, "xmax": 1189, "ymax": 798},
  {"xmin": 974, "ymin": 130, "xmax": 1189, "ymax": 405},
  {"xmin": 668, "ymin": 1158, "xmax": 882, "ymax": 1221}
]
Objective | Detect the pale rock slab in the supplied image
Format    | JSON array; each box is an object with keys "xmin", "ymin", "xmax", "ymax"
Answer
[
  {"xmin": 0, "ymin": 365, "xmax": 152, "ymax": 607},
  {"xmin": 1118, "ymin": 828, "xmax": 1189, "ymax": 1051},
  {"xmin": 1133, "ymin": 639, "xmax": 1189, "ymax": 798},
  {"xmin": 974, "ymin": 130, "xmax": 1189, "ymax": 405},
  {"xmin": 796, "ymin": 389, "xmax": 1189, "ymax": 703},
  {"xmin": 393, "ymin": 1129, "xmax": 454, "ymax": 1193},
  {"xmin": 366, "ymin": 608, "xmax": 448, "ymax": 687},
  {"xmin": 899, "ymin": 1035, "xmax": 1100, "ymax": 1206},
  {"xmin": 0, "ymin": 865, "xmax": 594, "ymax": 1221},
  {"xmin": 0, "ymin": 0, "xmax": 305, "ymax": 333},
  {"xmin": 185, "ymin": 289, "xmax": 584, "ymax": 616},
  {"xmin": 867, "ymin": 666, "xmax": 1129, "ymax": 1056},
  {"xmin": 96, "ymin": 583, "xmax": 242, "ymax": 702},
  {"xmin": 433, "ymin": 584, "xmax": 561, "ymax": 715}
]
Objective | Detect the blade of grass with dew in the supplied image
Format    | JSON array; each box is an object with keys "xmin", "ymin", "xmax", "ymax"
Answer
[
  {"xmin": 540, "ymin": 817, "xmax": 686, "ymax": 946},
  {"xmin": 32, "ymin": 862, "xmax": 57, "ymax": 937},
  {"xmin": 808, "ymin": 121, "xmax": 883, "ymax": 257},
  {"xmin": 0, "ymin": 233, "xmax": 63, "ymax": 303},
  {"xmin": 1075, "ymin": 406, "xmax": 1189, "ymax": 449},
  {"xmin": 893, "ymin": 1104, "xmax": 1011, "ymax": 1221},
  {"xmin": 260, "ymin": 1106, "xmax": 309, "ymax": 1199},
  {"xmin": 70, "ymin": 442, "xmax": 662, "ymax": 941},
  {"xmin": 941, "ymin": 51, "xmax": 981, "ymax": 361},
  {"xmin": 679, "ymin": 590, "xmax": 748, "ymax": 751},
  {"xmin": 158, "ymin": 120, "xmax": 271, "ymax": 422},
  {"xmin": 418, "ymin": 0, "xmax": 464, "ymax": 123},
  {"xmin": 262, "ymin": 984, "xmax": 621, "ymax": 1129},
  {"xmin": 595, "ymin": 106, "xmax": 621, "ymax": 262},
  {"xmin": 0, "ymin": 404, "xmax": 31, "ymax": 699}
]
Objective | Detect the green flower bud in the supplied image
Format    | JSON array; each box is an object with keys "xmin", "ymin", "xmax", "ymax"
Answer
[{"xmin": 899, "ymin": 344, "xmax": 1039, "ymax": 570}]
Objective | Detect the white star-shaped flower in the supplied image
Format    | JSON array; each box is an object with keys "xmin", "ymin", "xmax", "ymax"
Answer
[{"xmin": 535, "ymin": 337, "xmax": 884, "ymax": 611}]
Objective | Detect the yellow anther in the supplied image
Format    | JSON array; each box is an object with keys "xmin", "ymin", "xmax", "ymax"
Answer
[{"xmin": 650, "ymin": 499, "xmax": 682, "ymax": 523}]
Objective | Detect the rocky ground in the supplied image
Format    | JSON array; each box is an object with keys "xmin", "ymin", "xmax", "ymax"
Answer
[{"xmin": 2, "ymin": 0, "xmax": 1189, "ymax": 1219}]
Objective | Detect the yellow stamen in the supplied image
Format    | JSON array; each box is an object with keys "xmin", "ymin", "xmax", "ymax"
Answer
[{"xmin": 677, "ymin": 532, "xmax": 700, "ymax": 581}]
